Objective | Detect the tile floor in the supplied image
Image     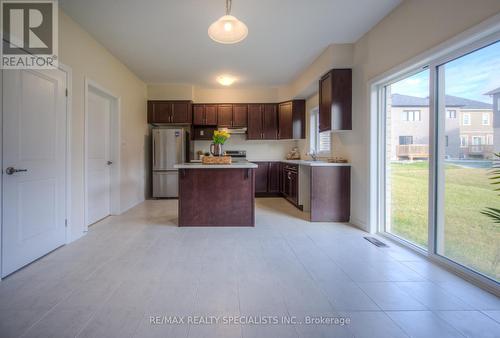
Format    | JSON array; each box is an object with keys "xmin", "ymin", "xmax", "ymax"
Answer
[{"xmin": 0, "ymin": 198, "xmax": 499, "ymax": 338}]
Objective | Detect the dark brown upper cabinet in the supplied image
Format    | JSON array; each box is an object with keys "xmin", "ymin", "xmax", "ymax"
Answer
[
  {"xmin": 232, "ymin": 104, "xmax": 248, "ymax": 127},
  {"xmin": 247, "ymin": 104, "xmax": 263, "ymax": 140},
  {"xmin": 217, "ymin": 104, "xmax": 233, "ymax": 127},
  {"xmin": 148, "ymin": 100, "xmax": 192, "ymax": 124},
  {"xmin": 278, "ymin": 100, "xmax": 305, "ymax": 139},
  {"xmin": 193, "ymin": 104, "xmax": 217, "ymax": 126},
  {"xmin": 262, "ymin": 104, "xmax": 278, "ymax": 139},
  {"xmin": 247, "ymin": 104, "xmax": 278, "ymax": 140},
  {"xmin": 318, "ymin": 69, "xmax": 352, "ymax": 132}
]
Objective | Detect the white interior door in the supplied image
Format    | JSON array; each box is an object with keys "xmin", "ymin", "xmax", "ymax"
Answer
[
  {"xmin": 86, "ymin": 89, "xmax": 111, "ymax": 226},
  {"xmin": 2, "ymin": 69, "xmax": 67, "ymax": 277}
]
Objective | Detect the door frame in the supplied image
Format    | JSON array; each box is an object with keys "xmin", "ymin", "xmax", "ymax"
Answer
[
  {"xmin": 0, "ymin": 63, "xmax": 72, "ymax": 279},
  {"xmin": 84, "ymin": 77, "xmax": 121, "ymax": 231},
  {"xmin": 368, "ymin": 14, "xmax": 500, "ymax": 294}
]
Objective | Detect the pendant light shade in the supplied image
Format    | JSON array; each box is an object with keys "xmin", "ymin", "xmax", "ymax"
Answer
[{"xmin": 208, "ymin": 0, "xmax": 248, "ymax": 44}]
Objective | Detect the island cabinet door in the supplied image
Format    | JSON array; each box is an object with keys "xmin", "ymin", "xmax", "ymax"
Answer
[
  {"xmin": 247, "ymin": 104, "xmax": 263, "ymax": 139},
  {"xmin": 178, "ymin": 168, "xmax": 255, "ymax": 227}
]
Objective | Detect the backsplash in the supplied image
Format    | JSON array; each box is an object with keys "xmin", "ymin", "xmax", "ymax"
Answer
[{"xmin": 193, "ymin": 134, "xmax": 306, "ymax": 161}]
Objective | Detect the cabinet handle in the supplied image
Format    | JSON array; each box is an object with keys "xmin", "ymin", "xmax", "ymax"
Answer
[{"xmin": 288, "ymin": 172, "xmax": 291, "ymax": 180}]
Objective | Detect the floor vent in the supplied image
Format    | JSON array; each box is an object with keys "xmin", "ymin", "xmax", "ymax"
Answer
[{"xmin": 364, "ymin": 237, "xmax": 389, "ymax": 247}]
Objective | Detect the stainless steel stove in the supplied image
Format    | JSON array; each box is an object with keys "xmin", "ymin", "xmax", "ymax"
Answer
[{"xmin": 225, "ymin": 150, "xmax": 248, "ymax": 162}]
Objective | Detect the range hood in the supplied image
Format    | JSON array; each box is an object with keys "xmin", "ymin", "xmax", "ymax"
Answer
[{"xmin": 218, "ymin": 127, "xmax": 247, "ymax": 134}]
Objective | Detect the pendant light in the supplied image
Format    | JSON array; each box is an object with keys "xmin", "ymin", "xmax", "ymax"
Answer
[{"xmin": 208, "ymin": 0, "xmax": 248, "ymax": 44}]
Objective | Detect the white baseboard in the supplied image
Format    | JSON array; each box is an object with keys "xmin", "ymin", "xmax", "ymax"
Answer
[
  {"xmin": 349, "ymin": 216, "xmax": 369, "ymax": 232},
  {"xmin": 119, "ymin": 197, "xmax": 146, "ymax": 215}
]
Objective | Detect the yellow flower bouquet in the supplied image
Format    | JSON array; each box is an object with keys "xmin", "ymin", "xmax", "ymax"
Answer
[{"xmin": 213, "ymin": 129, "xmax": 231, "ymax": 144}]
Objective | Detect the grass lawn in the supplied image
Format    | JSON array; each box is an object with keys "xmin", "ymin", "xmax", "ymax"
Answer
[{"xmin": 390, "ymin": 161, "xmax": 500, "ymax": 281}]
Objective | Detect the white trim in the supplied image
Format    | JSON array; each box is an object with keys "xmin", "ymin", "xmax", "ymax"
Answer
[
  {"xmin": 482, "ymin": 112, "xmax": 490, "ymax": 126},
  {"xmin": 462, "ymin": 113, "xmax": 471, "ymax": 126},
  {"xmin": 370, "ymin": 14, "xmax": 500, "ymax": 293},
  {"xmin": 57, "ymin": 63, "xmax": 74, "ymax": 244},
  {"xmin": 84, "ymin": 77, "xmax": 121, "ymax": 231},
  {"xmin": 380, "ymin": 231, "xmax": 499, "ymax": 296},
  {"xmin": 0, "ymin": 69, "xmax": 3, "ymax": 280}
]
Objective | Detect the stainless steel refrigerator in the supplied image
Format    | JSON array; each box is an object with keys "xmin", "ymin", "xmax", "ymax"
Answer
[{"xmin": 152, "ymin": 127, "xmax": 191, "ymax": 198}]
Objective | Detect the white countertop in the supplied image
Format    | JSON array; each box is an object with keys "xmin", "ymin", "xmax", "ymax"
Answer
[
  {"xmin": 277, "ymin": 160, "xmax": 351, "ymax": 167},
  {"xmin": 174, "ymin": 162, "xmax": 258, "ymax": 169}
]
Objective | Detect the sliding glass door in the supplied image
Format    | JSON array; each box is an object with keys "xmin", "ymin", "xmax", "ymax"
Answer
[
  {"xmin": 381, "ymin": 36, "xmax": 500, "ymax": 285},
  {"xmin": 384, "ymin": 70, "xmax": 430, "ymax": 249},
  {"xmin": 436, "ymin": 41, "xmax": 500, "ymax": 282}
]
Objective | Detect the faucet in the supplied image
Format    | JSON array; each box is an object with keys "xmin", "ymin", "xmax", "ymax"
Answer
[{"xmin": 309, "ymin": 150, "xmax": 319, "ymax": 161}]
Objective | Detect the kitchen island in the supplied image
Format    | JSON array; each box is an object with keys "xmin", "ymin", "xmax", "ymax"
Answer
[{"xmin": 174, "ymin": 162, "xmax": 258, "ymax": 226}]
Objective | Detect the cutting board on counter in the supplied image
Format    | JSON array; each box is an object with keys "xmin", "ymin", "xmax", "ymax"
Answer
[{"xmin": 202, "ymin": 156, "xmax": 232, "ymax": 164}]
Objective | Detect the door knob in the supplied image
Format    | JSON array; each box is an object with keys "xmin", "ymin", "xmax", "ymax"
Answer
[
  {"xmin": 107, "ymin": 161, "xmax": 113, "ymax": 165},
  {"xmin": 5, "ymin": 167, "xmax": 28, "ymax": 175}
]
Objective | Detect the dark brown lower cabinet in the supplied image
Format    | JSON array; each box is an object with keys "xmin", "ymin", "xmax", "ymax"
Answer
[
  {"xmin": 268, "ymin": 162, "xmax": 281, "ymax": 193},
  {"xmin": 256, "ymin": 161, "xmax": 351, "ymax": 222},
  {"xmin": 254, "ymin": 161, "xmax": 281, "ymax": 197},
  {"xmin": 282, "ymin": 164, "xmax": 299, "ymax": 207},
  {"xmin": 254, "ymin": 162, "xmax": 269, "ymax": 194},
  {"xmin": 310, "ymin": 166, "xmax": 350, "ymax": 222},
  {"xmin": 178, "ymin": 168, "xmax": 255, "ymax": 226}
]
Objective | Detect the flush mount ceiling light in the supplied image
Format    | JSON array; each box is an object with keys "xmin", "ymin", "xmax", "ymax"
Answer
[
  {"xmin": 217, "ymin": 75, "xmax": 236, "ymax": 86},
  {"xmin": 208, "ymin": 0, "xmax": 248, "ymax": 44}
]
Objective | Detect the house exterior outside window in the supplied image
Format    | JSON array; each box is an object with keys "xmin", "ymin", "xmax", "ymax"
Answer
[
  {"xmin": 401, "ymin": 110, "xmax": 421, "ymax": 121},
  {"xmin": 390, "ymin": 94, "xmax": 493, "ymax": 160},
  {"xmin": 482, "ymin": 112, "xmax": 490, "ymax": 125},
  {"xmin": 462, "ymin": 113, "xmax": 471, "ymax": 125},
  {"xmin": 485, "ymin": 87, "xmax": 500, "ymax": 153}
]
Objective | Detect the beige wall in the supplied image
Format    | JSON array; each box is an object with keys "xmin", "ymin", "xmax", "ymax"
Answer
[
  {"xmin": 59, "ymin": 11, "xmax": 147, "ymax": 241},
  {"xmin": 286, "ymin": 44, "xmax": 354, "ymax": 100},
  {"xmin": 147, "ymin": 83, "xmax": 193, "ymax": 100},
  {"xmin": 147, "ymin": 84, "xmax": 280, "ymax": 103},
  {"xmin": 193, "ymin": 137, "xmax": 302, "ymax": 161}
]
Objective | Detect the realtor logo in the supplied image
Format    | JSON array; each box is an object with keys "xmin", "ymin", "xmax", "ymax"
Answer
[{"xmin": 1, "ymin": 0, "xmax": 58, "ymax": 69}]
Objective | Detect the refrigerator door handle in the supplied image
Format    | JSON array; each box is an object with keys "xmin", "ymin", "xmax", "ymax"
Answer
[{"xmin": 153, "ymin": 137, "xmax": 156, "ymax": 167}]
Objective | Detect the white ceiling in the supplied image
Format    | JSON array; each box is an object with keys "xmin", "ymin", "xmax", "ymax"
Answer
[{"xmin": 60, "ymin": 0, "xmax": 401, "ymax": 86}]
